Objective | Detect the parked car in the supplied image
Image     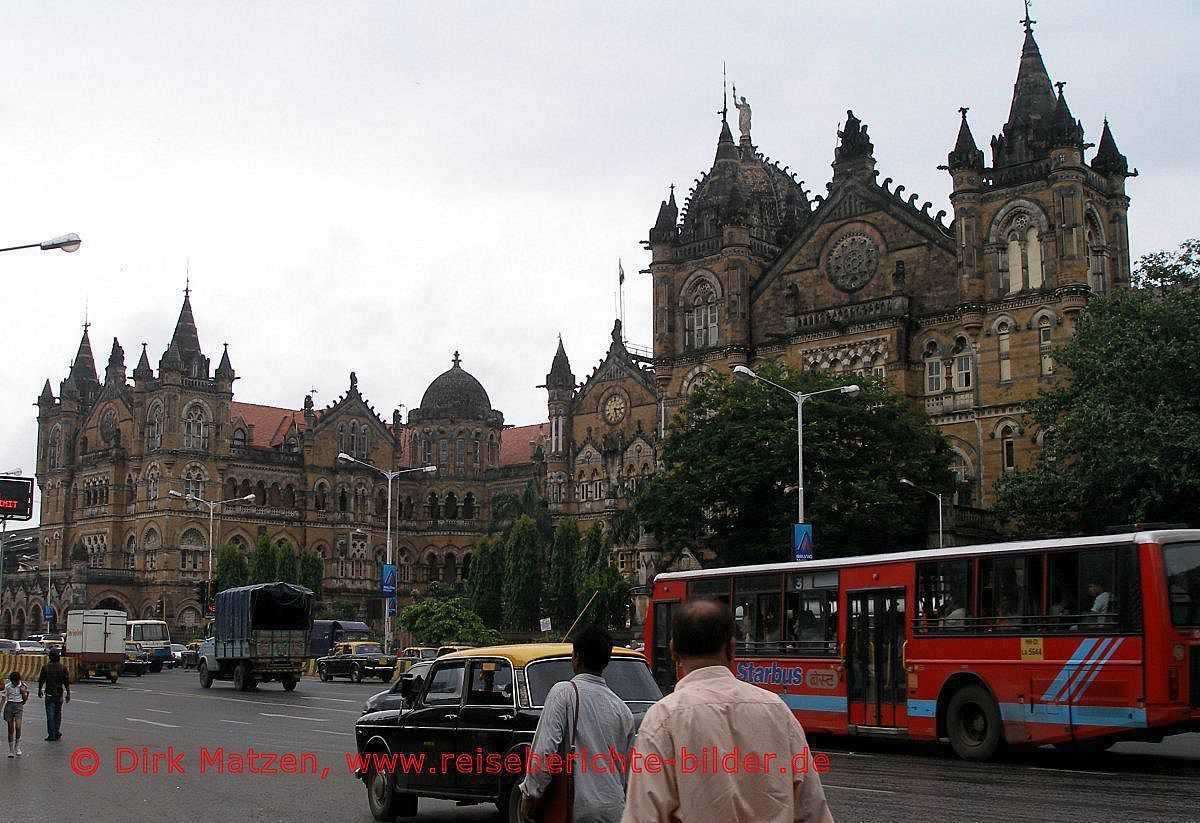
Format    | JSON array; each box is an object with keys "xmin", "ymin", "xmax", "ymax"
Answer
[
  {"xmin": 181, "ymin": 640, "xmax": 204, "ymax": 670},
  {"xmin": 317, "ymin": 641, "xmax": 396, "ymax": 683},
  {"xmin": 397, "ymin": 646, "xmax": 438, "ymax": 673},
  {"xmin": 121, "ymin": 642, "xmax": 151, "ymax": 676},
  {"xmin": 354, "ymin": 643, "xmax": 662, "ymax": 821},
  {"xmin": 13, "ymin": 640, "xmax": 46, "ymax": 654},
  {"xmin": 0, "ymin": 639, "xmax": 17, "ymax": 653},
  {"xmin": 362, "ymin": 661, "xmax": 433, "ymax": 715},
  {"xmin": 435, "ymin": 644, "xmax": 474, "ymax": 657}
]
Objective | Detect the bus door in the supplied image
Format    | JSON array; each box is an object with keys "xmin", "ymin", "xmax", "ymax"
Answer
[
  {"xmin": 846, "ymin": 589, "xmax": 907, "ymax": 728},
  {"xmin": 651, "ymin": 600, "xmax": 678, "ymax": 692}
]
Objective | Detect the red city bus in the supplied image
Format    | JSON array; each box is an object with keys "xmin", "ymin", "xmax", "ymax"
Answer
[{"xmin": 645, "ymin": 529, "xmax": 1200, "ymax": 760}]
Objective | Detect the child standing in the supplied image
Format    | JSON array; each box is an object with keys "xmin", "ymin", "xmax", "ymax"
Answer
[{"xmin": 2, "ymin": 670, "xmax": 29, "ymax": 757}]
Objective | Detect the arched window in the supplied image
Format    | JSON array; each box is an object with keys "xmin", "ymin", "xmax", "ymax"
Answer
[
  {"xmin": 997, "ymin": 321, "xmax": 1012, "ymax": 382},
  {"xmin": 923, "ymin": 342, "xmax": 943, "ymax": 394},
  {"xmin": 375, "ymin": 489, "xmax": 387, "ymax": 517},
  {"xmin": 461, "ymin": 553, "xmax": 472, "ymax": 581},
  {"xmin": 1000, "ymin": 424, "xmax": 1017, "ymax": 471},
  {"xmin": 683, "ymin": 280, "xmax": 720, "ymax": 350},
  {"xmin": 443, "ymin": 554, "xmax": 457, "ymax": 584},
  {"xmin": 125, "ymin": 533, "xmax": 137, "ymax": 569},
  {"xmin": 232, "ymin": 428, "xmax": 248, "ymax": 448},
  {"xmin": 268, "ymin": 483, "xmax": 281, "ymax": 507},
  {"xmin": 444, "ymin": 492, "xmax": 459, "ymax": 519},
  {"xmin": 338, "ymin": 487, "xmax": 348, "ymax": 513},
  {"xmin": 180, "ymin": 528, "xmax": 205, "ymax": 572},
  {"xmin": 1002, "ymin": 212, "xmax": 1043, "ymax": 294},
  {"xmin": 349, "ymin": 422, "xmax": 358, "ymax": 457},
  {"xmin": 47, "ymin": 426, "xmax": 62, "ymax": 469},
  {"xmin": 145, "ymin": 466, "xmax": 161, "ymax": 503},
  {"xmin": 426, "ymin": 492, "xmax": 440, "ymax": 520},
  {"xmin": 338, "ymin": 425, "xmax": 346, "ymax": 453},
  {"xmin": 146, "ymin": 403, "xmax": 163, "ymax": 451},
  {"xmin": 403, "ymin": 496, "xmax": 414, "ymax": 520},
  {"xmin": 1039, "ymin": 317, "xmax": 1054, "ymax": 376},
  {"xmin": 314, "ymin": 482, "xmax": 328, "ymax": 511},
  {"xmin": 462, "ymin": 493, "xmax": 476, "ymax": 520},
  {"xmin": 952, "ymin": 338, "xmax": 972, "ymax": 391},
  {"xmin": 426, "ymin": 552, "xmax": 440, "ymax": 584},
  {"xmin": 1086, "ymin": 213, "xmax": 1107, "ymax": 293},
  {"xmin": 255, "ymin": 481, "xmax": 267, "ymax": 506},
  {"xmin": 182, "ymin": 403, "xmax": 210, "ymax": 451},
  {"xmin": 184, "ymin": 466, "xmax": 205, "ymax": 499},
  {"xmin": 398, "ymin": 550, "xmax": 411, "ymax": 583}
]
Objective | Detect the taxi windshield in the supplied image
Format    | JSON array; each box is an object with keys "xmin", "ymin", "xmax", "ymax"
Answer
[
  {"xmin": 526, "ymin": 657, "xmax": 661, "ymax": 707},
  {"xmin": 354, "ymin": 644, "xmax": 383, "ymax": 655}
]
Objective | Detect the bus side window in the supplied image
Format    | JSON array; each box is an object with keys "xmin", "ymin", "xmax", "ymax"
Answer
[
  {"xmin": 916, "ymin": 560, "xmax": 973, "ymax": 632},
  {"xmin": 732, "ymin": 575, "xmax": 782, "ymax": 655},
  {"xmin": 783, "ymin": 573, "xmax": 839, "ymax": 656}
]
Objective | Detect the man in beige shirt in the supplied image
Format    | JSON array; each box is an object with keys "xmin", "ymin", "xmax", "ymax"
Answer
[{"xmin": 622, "ymin": 599, "xmax": 833, "ymax": 823}]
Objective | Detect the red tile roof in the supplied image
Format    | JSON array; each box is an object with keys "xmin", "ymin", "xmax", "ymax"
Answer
[
  {"xmin": 500, "ymin": 422, "xmax": 550, "ymax": 467},
  {"xmin": 230, "ymin": 401, "xmax": 305, "ymax": 448}
]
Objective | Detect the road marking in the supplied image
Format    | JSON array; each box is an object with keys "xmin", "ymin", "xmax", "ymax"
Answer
[
  {"xmin": 71, "ymin": 698, "xmax": 101, "ymax": 705},
  {"xmin": 1029, "ymin": 766, "xmax": 1120, "ymax": 777},
  {"xmin": 298, "ymin": 695, "xmax": 356, "ymax": 703},
  {"xmin": 145, "ymin": 708, "xmax": 172, "ymax": 714},
  {"xmin": 261, "ymin": 713, "xmax": 328, "ymax": 722},
  {"xmin": 822, "ymin": 784, "xmax": 895, "ymax": 795},
  {"xmin": 312, "ymin": 730, "xmax": 353, "ymax": 736},
  {"xmin": 125, "ymin": 717, "xmax": 180, "ymax": 728},
  {"xmin": 220, "ymin": 720, "xmax": 251, "ymax": 725},
  {"xmin": 820, "ymin": 750, "xmax": 872, "ymax": 758}
]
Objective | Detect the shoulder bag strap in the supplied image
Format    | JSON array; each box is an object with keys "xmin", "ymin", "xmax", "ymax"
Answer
[{"xmin": 569, "ymin": 681, "xmax": 580, "ymax": 750}]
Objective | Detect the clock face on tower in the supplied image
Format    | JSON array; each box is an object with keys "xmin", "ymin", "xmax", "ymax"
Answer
[{"xmin": 602, "ymin": 393, "xmax": 627, "ymax": 425}]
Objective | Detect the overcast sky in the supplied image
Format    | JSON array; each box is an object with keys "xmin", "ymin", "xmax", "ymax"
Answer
[{"xmin": 2, "ymin": 1, "xmax": 1197, "ymax": 517}]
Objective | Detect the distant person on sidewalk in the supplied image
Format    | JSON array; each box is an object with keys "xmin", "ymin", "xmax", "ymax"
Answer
[
  {"xmin": 2, "ymin": 670, "xmax": 30, "ymax": 757},
  {"xmin": 622, "ymin": 599, "xmax": 833, "ymax": 823},
  {"xmin": 38, "ymin": 648, "xmax": 71, "ymax": 741}
]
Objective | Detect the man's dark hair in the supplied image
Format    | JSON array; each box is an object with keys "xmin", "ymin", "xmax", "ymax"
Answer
[
  {"xmin": 573, "ymin": 625, "xmax": 614, "ymax": 672},
  {"xmin": 671, "ymin": 598, "xmax": 735, "ymax": 657},
  {"xmin": 48, "ymin": 648, "xmax": 61, "ymax": 661}
]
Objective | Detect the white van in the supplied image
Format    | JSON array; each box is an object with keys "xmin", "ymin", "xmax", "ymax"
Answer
[{"xmin": 127, "ymin": 620, "xmax": 172, "ymax": 672}]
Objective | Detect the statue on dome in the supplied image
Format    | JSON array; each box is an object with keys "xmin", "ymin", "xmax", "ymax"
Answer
[{"xmin": 732, "ymin": 83, "xmax": 752, "ymax": 139}]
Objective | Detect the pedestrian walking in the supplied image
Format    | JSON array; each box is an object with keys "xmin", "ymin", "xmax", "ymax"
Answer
[
  {"xmin": 38, "ymin": 647, "xmax": 71, "ymax": 741},
  {"xmin": 519, "ymin": 625, "xmax": 636, "ymax": 823},
  {"xmin": 2, "ymin": 670, "xmax": 30, "ymax": 757},
  {"xmin": 622, "ymin": 598, "xmax": 833, "ymax": 823}
]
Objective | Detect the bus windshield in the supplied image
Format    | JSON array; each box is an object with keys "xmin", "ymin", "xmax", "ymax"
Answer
[
  {"xmin": 133, "ymin": 623, "xmax": 169, "ymax": 642},
  {"xmin": 1164, "ymin": 541, "xmax": 1200, "ymax": 625}
]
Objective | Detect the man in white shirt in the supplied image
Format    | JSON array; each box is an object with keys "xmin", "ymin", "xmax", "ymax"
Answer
[
  {"xmin": 520, "ymin": 626, "xmax": 635, "ymax": 823},
  {"xmin": 1087, "ymin": 578, "xmax": 1112, "ymax": 619},
  {"xmin": 622, "ymin": 599, "xmax": 833, "ymax": 823}
]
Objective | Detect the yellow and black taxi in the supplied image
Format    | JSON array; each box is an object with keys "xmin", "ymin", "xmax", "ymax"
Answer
[
  {"xmin": 354, "ymin": 643, "xmax": 661, "ymax": 821},
  {"xmin": 317, "ymin": 641, "xmax": 397, "ymax": 683},
  {"xmin": 121, "ymin": 642, "xmax": 151, "ymax": 676},
  {"xmin": 397, "ymin": 646, "xmax": 438, "ymax": 673}
]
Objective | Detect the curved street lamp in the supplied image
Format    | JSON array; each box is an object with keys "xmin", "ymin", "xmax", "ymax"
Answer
[
  {"xmin": 338, "ymin": 452, "xmax": 436, "ymax": 654},
  {"xmin": 732, "ymin": 365, "xmax": 860, "ymax": 528},
  {"xmin": 0, "ymin": 233, "xmax": 82, "ymax": 254},
  {"xmin": 169, "ymin": 490, "xmax": 257, "ymax": 599},
  {"xmin": 900, "ymin": 478, "xmax": 944, "ymax": 549}
]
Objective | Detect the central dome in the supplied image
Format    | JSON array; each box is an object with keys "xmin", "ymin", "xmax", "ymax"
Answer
[{"xmin": 413, "ymin": 352, "xmax": 493, "ymax": 421}]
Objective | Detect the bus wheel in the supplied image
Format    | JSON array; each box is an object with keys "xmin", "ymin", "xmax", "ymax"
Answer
[
  {"xmin": 946, "ymin": 685, "xmax": 1002, "ymax": 761},
  {"xmin": 1054, "ymin": 738, "xmax": 1115, "ymax": 755}
]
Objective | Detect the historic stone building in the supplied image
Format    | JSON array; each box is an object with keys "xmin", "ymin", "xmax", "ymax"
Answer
[
  {"xmin": 544, "ymin": 19, "xmax": 1134, "ymax": 564},
  {"xmin": 11, "ymin": 294, "xmax": 546, "ymax": 639}
]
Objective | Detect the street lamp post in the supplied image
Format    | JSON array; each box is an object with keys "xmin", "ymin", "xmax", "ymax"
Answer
[
  {"xmin": 732, "ymin": 366, "xmax": 860, "ymax": 527},
  {"xmin": 337, "ymin": 452, "xmax": 436, "ymax": 655},
  {"xmin": 169, "ymin": 490, "xmax": 256, "ymax": 603},
  {"xmin": 0, "ymin": 233, "xmax": 82, "ymax": 254},
  {"xmin": 900, "ymin": 478, "xmax": 944, "ymax": 549}
]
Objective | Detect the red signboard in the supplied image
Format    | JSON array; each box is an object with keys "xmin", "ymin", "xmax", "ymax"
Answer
[{"xmin": 0, "ymin": 475, "xmax": 34, "ymax": 521}]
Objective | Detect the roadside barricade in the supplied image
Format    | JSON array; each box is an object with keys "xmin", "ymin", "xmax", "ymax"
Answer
[{"xmin": 0, "ymin": 652, "xmax": 80, "ymax": 683}]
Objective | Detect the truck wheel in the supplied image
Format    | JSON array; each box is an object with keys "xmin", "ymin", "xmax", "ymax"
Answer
[
  {"xmin": 351, "ymin": 665, "xmax": 363, "ymax": 683},
  {"xmin": 108, "ymin": 670, "xmax": 119, "ymax": 684},
  {"xmin": 282, "ymin": 676, "xmax": 298, "ymax": 692},
  {"xmin": 947, "ymin": 685, "xmax": 1002, "ymax": 761},
  {"xmin": 150, "ymin": 661, "xmax": 163, "ymax": 673},
  {"xmin": 199, "ymin": 661, "xmax": 214, "ymax": 689},
  {"xmin": 135, "ymin": 669, "xmax": 144, "ymax": 677},
  {"xmin": 234, "ymin": 662, "xmax": 251, "ymax": 692}
]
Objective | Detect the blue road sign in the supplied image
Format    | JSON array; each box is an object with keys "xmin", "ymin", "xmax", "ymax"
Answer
[
  {"xmin": 792, "ymin": 524, "xmax": 813, "ymax": 562},
  {"xmin": 43, "ymin": 605, "xmax": 55, "ymax": 621},
  {"xmin": 387, "ymin": 595, "xmax": 397, "ymax": 617},
  {"xmin": 381, "ymin": 564, "xmax": 397, "ymax": 597}
]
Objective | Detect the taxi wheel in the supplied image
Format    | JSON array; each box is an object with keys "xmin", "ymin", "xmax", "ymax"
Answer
[
  {"xmin": 282, "ymin": 676, "xmax": 298, "ymax": 692},
  {"xmin": 379, "ymin": 673, "xmax": 390, "ymax": 682},
  {"xmin": 199, "ymin": 662, "xmax": 214, "ymax": 689},
  {"xmin": 500, "ymin": 782, "xmax": 522, "ymax": 823},
  {"xmin": 947, "ymin": 685, "xmax": 1002, "ymax": 761},
  {"xmin": 318, "ymin": 665, "xmax": 331, "ymax": 683},
  {"xmin": 351, "ymin": 665, "xmax": 363, "ymax": 683},
  {"xmin": 107, "ymin": 671, "xmax": 119, "ymax": 684},
  {"xmin": 367, "ymin": 758, "xmax": 416, "ymax": 821}
]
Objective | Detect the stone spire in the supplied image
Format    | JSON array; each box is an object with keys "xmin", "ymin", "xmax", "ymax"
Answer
[
  {"xmin": 991, "ymin": 19, "xmax": 1058, "ymax": 172},
  {"xmin": 64, "ymin": 324, "xmax": 100, "ymax": 403},
  {"xmin": 546, "ymin": 336, "xmax": 574, "ymax": 390},
  {"xmin": 215, "ymin": 343, "xmax": 235, "ymax": 381},
  {"xmin": 133, "ymin": 343, "xmax": 154, "ymax": 382},
  {"xmin": 948, "ymin": 107, "xmax": 985, "ymax": 170},
  {"xmin": 649, "ymin": 185, "xmax": 679, "ymax": 244},
  {"xmin": 38, "ymin": 379, "xmax": 56, "ymax": 407},
  {"xmin": 1091, "ymin": 119, "xmax": 1130, "ymax": 177},
  {"xmin": 714, "ymin": 117, "xmax": 739, "ymax": 163},
  {"xmin": 1047, "ymin": 83, "xmax": 1085, "ymax": 150},
  {"xmin": 166, "ymin": 290, "xmax": 203, "ymax": 361},
  {"xmin": 104, "ymin": 337, "xmax": 126, "ymax": 385}
]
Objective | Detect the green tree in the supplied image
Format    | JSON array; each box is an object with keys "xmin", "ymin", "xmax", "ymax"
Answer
[
  {"xmin": 1130, "ymin": 238, "xmax": 1200, "ymax": 290},
  {"xmin": 634, "ymin": 366, "xmax": 953, "ymax": 566},
  {"xmin": 249, "ymin": 533, "xmax": 276, "ymax": 583},
  {"xmin": 502, "ymin": 514, "xmax": 543, "ymax": 631},
  {"xmin": 274, "ymin": 539, "xmax": 298, "ymax": 583},
  {"xmin": 333, "ymin": 599, "xmax": 358, "ymax": 621},
  {"xmin": 398, "ymin": 595, "xmax": 502, "ymax": 646},
  {"xmin": 298, "ymin": 549, "xmax": 323, "ymax": 600},
  {"xmin": 487, "ymin": 480, "xmax": 553, "ymax": 542},
  {"xmin": 214, "ymin": 542, "xmax": 249, "ymax": 593},
  {"xmin": 468, "ymin": 536, "xmax": 503, "ymax": 628},
  {"xmin": 571, "ymin": 522, "xmax": 629, "ymax": 632},
  {"xmin": 545, "ymin": 519, "xmax": 580, "ymax": 630},
  {"xmin": 998, "ymin": 248, "xmax": 1200, "ymax": 534}
]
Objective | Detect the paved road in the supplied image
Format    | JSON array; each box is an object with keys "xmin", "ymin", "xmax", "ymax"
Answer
[{"xmin": 3, "ymin": 668, "xmax": 1198, "ymax": 821}]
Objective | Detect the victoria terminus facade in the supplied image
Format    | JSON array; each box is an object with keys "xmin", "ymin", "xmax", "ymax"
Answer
[{"xmin": 6, "ymin": 18, "xmax": 1135, "ymax": 639}]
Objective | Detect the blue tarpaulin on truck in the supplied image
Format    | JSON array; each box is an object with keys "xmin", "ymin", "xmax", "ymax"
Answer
[{"xmin": 215, "ymin": 582, "xmax": 314, "ymax": 642}]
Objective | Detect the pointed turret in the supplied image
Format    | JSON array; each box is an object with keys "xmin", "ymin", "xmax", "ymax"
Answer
[
  {"xmin": 649, "ymin": 186, "xmax": 678, "ymax": 244},
  {"xmin": 1047, "ymin": 84, "xmax": 1085, "ymax": 150},
  {"xmin": 1004, "ymin": 23, "xmax": 1057, "ymax": 135},
  {"xmin": 69, "ymin": 326, "xmax": 100, "ymax": 392},
  {"xmin": 168, "ymin": 291, "xmax": 203, "ymax": 359},
  {"xmin": 215, "ymin": 343, "xmax": 235, "ymax": 381},
  {"xmin": 38, "ymin": 379, "xmax": 56, "ymax": 408},
  {"xmin": 546, "ymin": 336, "xmax": 574, "ymax": 390},
  {"xmin": 159, "ymin": 340, "xmax": 183, "ymax": 374},
  {"xmin": 1092, "ymin": 119, "xmax": 1130, "ymax": 178},
  {"xmin": 104, "ymin": 337, "xmax": 126, "ymax": 385},
  {"xmin": 948, "ymin": 107, "xmax": 985, "ymax": 171},
  {"xmin": 133, "ymin": 343, "xmax": 154, "ymax": 382},
  {"xmin": 714, "ymin": 118, "xmax": 738, "ymax": 163}
]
